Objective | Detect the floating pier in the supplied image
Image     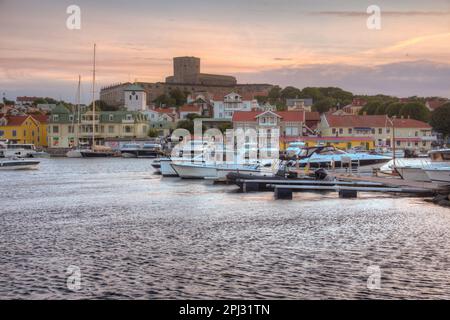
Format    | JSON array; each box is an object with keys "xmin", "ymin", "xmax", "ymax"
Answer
[{"xmin": 235, "ymin": 175, "xmax": 443, "ymax": 200}]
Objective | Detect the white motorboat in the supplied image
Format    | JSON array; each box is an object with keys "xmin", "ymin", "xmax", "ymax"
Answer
[
  {"xmin": 0, "ymin": 142, "xmax": 39, "ymax": 158},
  {"xmin": 160, "ymin": 158, "xmax": 179, "ymax": 177},
  {"xmin": 170, "ymin": 162, "xmax": 218, "ymax": 179},
  {"xmin": 424, "ymin": 167, "xmax": 450, "ymax": 186},
  {"xmin": 120, "ymin": 143, "xmax": 162, "ymax": 158},
  {"xmin": 0, "ymin": 158, "xmax": 40, "ymax": 170},
  {"xmin": 389, "ymin": 149, "xmax": 450, "ymax": 182}
]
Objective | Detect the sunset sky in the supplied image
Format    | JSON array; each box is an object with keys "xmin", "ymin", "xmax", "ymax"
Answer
[{"xmin": 1, "ymin": 0, "xmax": 449, "ymax": 103}]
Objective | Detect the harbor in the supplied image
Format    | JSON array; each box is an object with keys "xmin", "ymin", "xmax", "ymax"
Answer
[{"xmin": 1, "ymin": 157, "xmax": 450, "ymax": 299}]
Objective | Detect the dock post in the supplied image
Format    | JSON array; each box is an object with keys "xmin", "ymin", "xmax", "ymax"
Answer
[
  {"xmin": 274, "ymin": 187, "xmax": 293, "ymax": 200},
  {"xmin": 338, "ymin": 189, "xmax": 358, "ymax": 198},
  {"xmin": 243, "ymin": 182, "xmax": 260, "ymax": 193}
]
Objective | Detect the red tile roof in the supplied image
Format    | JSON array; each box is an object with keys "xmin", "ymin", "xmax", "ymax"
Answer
[
  {"xmin": 232, "ymin": 111, "xmax": 307, "ymax": 122},
  {"xmin": 31, "ymin": 114, "xmax": 49, "ymax": 123},
  {"xmin": 179, "ymin": 105, "xmax": 202, "ymax": 113},
  {"xmin": 3, "ymin": 115, "xmax": 30, "ymax": 126},
  {"xmin": 324, "ymin": 114, "xmax": 431, "ymax": 129}
]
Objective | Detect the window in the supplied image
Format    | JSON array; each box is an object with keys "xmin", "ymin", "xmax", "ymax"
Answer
[
  {"xmin": 32, "ymin": 131, "xmax": 35, "ymax": 137},
  {"xmin": 24, "ymin": 130, "xmax": 26, "ymax": 136},
  {"xmin": 0, "ymin": 130, "xmax": 3, "ymax": 136},
  {"xmin": 53, "ymin": 115, "xmax": 59, "ymax": 121},
  {"xmin": 136, "ymin": 95, "xmax": 138, "ymax": 100},
  {"xmin": 68, "ymin": 126, "xmax": 74, "ymax": 134},
  {"xmin": 348, "ymin": 128, "xmax": 353, "ymax": 134},
  {"xmin": 109, "ymin": 114, "xmax": 114, "ymax": 121},
  {"xmin": 53, "ymin": 126, "xmax": 59, "ymax": 133},
  {"xmin": 332, "ymin": 128, "xmax": 336, "ymax": 134},
  {"xmin": 415, "ymin": 131, "xmax": 419, "ymax": 137},
  {"xmin": 339, "ymin": 128, "xmax": 343, "ymax": 134},
  {"xmin": 378, "ymin": 128, "xmax": 382, "ymax": 134},
  {"xmin": 129, "ymin": 95, "xmax": 132, "ymax": 100},
  {"xmin": 125, "ymin": 126, "xmax": 132, "ymax": 133},
  {"xmin": 386, "ymin": 128, "xmax": 391, "ymax": 134},
  {"xmin": 69, "ymin": 115, "xmax": 74, "ymax": 122},
  {"xmin": 126, "ymin": 114, "xmax": 132, "ymax": 121},
  {"xmin": 396, "ymin": 140, "xmax": 401, "ymax": 146},
  {"xmin": 108, "ymin": 125, "xmax": 114, "ymax": 133},
  {"xmin": 371, "ymin": 129, "xmax": 375, "ymax": 134},
  {"xmin": 12, "ymin": 130, "xmax": 17, "ymax": 137},
  {"xmin": 101, "ymin": 125, "xmax": 104, "ymax": 133}
]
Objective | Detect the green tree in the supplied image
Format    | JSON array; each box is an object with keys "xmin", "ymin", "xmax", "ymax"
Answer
[
  {"xmin": 312, "ymin": 98, "xmax": 335, "ymax": 113},
  {"xmin": 280, "ymin": 86, "xmax": 302, "ymax": 100},
  {"xmin": 153, "ymin": 94, "xmax": 176, "ymax": 107},
  {"xmin": 169, "ymin": 88, "xmax": 187, "ymax": 106},
  {"xmin": 375, "ymin": 104, "xmax": 388, "ymax": 115},
  {"xmin": 176, "ymin": 119, "xmax": 194, "ymax": 132},
  {"xmin": 386, "ymin": 102, "xmax": 403, "ymax": 117},
  {"xmin": 300, "ymin": 87, "xmax": 323, "ymax": 102},
  {"xmin": 147, "ymin": 128, "xmax": 159, "ymax": 138},
  {"xmin": 186, "ymin": 113, "xmax": 203, "ymax": 121},
  {"xmin": 218, "ymin": 122, "xmax": 233, "ymax": 133},
  {"xmin": 399, "ymin": 102, "xmax": 430, "ymax": 122},
  {"xmin": 268, "ymin": 86, "xmax": 282, "ymax": 103},
  {"xmin": 88, "ymin": 100, "xmax": 117, "ymax": 111},
  {"xmin": 430, "ymin": 103, "xmax": 450, "ymax": 141},
  {"xmin": 359, "ymin": 101, "xmax": 382, "ymax": 115}
]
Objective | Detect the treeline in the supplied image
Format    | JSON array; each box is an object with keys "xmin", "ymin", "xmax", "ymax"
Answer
[{"xmin": 256, "ymin": 86, "xmax": 353, "ymax": 112}]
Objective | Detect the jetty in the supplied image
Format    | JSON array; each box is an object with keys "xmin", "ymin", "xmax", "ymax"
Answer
[{"xmin": 236, "ymin": 174, "xmax": 447, "ymax": 200}]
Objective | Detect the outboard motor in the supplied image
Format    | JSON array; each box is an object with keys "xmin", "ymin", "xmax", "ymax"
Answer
[{"xmin": 314, "ymin": 168, "xmax": 329, "ymax": 180}]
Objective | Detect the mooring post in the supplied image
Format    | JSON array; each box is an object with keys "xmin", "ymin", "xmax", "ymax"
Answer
[
  {"xmin": 338, "ymin": 189, "xmax": 358, "ymax": 198},
  {"xmin": 274, "ymin": 187, "xmax": 293, "ymax": 200},
  {"xmin": 243, "ymin": 182, "xmax": 260, "ymax": 193}
]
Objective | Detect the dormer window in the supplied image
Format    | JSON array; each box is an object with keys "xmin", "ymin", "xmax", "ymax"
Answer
[
  {"xmin": 126, "ymin": 114, "xmax": 132, "ymax": 121},
  {"xmin": 53, "ymin": 115, "xmax": 59, "ymax": 121},
  {"xmin": 109, "ymin": 114, "xmax": 114, "ymax": 121}
]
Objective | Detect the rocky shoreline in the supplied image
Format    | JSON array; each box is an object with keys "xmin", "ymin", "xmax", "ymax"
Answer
[{"xmin": 426, "ymin": 193, "xmax": 450, "ymax": 208}]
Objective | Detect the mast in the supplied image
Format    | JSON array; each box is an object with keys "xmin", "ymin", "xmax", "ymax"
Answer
[
  {"xmin": 92, "ymin": 43, "xmax": 96, "ymax": 149},
  {"xmin": 76, "ymin": 75, "xmax": 81, "ymax": 147}
]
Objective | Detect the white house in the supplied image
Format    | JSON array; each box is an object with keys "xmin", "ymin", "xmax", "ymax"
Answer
[
  {"xmin": 212, "ymin": 92, "xmax": 259, "ymax": 120},
  {"xmin": 124, "ymin": 84, "xmax": 146, "ymax": 111}
]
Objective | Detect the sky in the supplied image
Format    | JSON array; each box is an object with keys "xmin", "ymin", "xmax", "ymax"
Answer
[{"xmin": 0, "ymin": 0, "xmax": 449, "ymax": 103}]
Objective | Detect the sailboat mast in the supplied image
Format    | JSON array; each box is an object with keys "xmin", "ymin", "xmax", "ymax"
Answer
[
  {"xmin": 76, "ymin": 75, "xmax": 81, "ymax": 147},
  {"xmin": 92, "ymin": 43, "xmax": 96, "ymax": 148}
]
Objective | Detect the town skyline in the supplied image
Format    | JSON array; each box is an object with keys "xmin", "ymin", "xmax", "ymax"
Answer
[{"xmin": 1, "ymin": 0, "xmax": 450, "ymax": 103}]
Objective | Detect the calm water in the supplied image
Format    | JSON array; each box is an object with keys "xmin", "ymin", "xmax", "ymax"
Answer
[{"xmin": 1, "ymin": 158, "xmax": 450, "ymax": 299}]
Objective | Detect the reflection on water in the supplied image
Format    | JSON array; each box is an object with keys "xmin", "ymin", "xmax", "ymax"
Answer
[{"xmin": 0, "ymin": 158, "xmax": 450, "ymax": 299}]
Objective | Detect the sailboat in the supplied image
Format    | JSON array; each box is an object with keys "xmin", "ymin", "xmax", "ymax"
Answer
[
  {"xmin": 80, "ymin": 44, "xmax": 114, "ymax": 158},
  {"xmin": 66, "ymin": 75, "xmax": 88, "ymax": 158}
]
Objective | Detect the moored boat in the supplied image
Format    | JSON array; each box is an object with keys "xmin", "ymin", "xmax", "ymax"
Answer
[
  {"xmin": 424, "ymin": 167, "xmax": 450, "ymax": 186},
  {"xmin": 0, "ymin": 158, "xmax": 40, "ymax": 170}
]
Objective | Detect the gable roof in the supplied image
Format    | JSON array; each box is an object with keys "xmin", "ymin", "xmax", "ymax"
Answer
[
  {"xmin": 324, "ymin": 114, "xmax": 431, "ymax": 129},
  {"xmin": 232, "ymin": 111, "xmax": 305, "ymax": 122},
  {"xmin": 179, "ymin": 105, "xmax": 202, "ymax": 113},
  {"xmin": 2, "ymin": 115, "xmax": 33, "ymax": 126}
]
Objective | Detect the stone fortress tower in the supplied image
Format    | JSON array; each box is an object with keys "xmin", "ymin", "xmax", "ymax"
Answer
[{"xmin": 166, "ymin": 56, "xmax": 237, "ymax": 86}]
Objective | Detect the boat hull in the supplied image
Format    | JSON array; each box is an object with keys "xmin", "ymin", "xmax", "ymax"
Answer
[
  {"xmin": 0, "ymin": 160, "xmax": 40, "ymax": 170},
  {"xmin": 160, "ymin": 159, "xmax": 178, "ymax": 177},
  {"xmin": 66, "ymin": 150, "xmax": 84, "ymax": 158},
  {"xmin": 397, "ymin": 167, "xmax": 430, "ymax": 182},
  {"xmin": 424, "ymin": 169, "xmax": 450, "ymax": 186},
  {"xmin": 171, "ymin": 163, "xmax": 217, "ymax": 179},
  {"xmin": 121, "ymin": 150, "xmax": 160, "ymax": 158},
  {"xmin": 80, "ymin": 151, "xmax": 114, "ymax": 158}
]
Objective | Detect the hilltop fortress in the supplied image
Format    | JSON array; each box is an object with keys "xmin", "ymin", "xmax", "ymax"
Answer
[{"xmin": 100, "ymin": 56, "xmax": 273, "ymax": 107}]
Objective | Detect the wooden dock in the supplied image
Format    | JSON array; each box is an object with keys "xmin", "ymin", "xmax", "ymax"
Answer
[{"xmin": 332, "ymin": 173, "xmax": 447, "ymax": 191}]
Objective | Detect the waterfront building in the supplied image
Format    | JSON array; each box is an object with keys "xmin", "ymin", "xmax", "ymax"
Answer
[
  {"xmin": 341, "ymin": 98, "xmax": 367, "ymax": 115},
  {"xmin": 0, "ymin": 114, "xmax": 42, "ymax": 146},
  {"xmin": 179, "ymin": 105, "xmax": 203, "ymax": 119},
  {"xmin": 286, "ymin": 98, "xmax": 314, "ymax": 111},
  {"xmin": 213, "ymin": 92, "xmax": 259, "ymax": 119},
  {"xmin": 47, "ymin": 104, "xmax": 149, "ymax": 148},
  {"xmin": 318, "ymin": 114, "xmax": 436, "ymax": 151}
]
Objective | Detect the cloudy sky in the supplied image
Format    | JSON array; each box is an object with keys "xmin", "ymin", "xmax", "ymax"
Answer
[{"xmin": 0, "ymin": 0, "xmax": 449, "ymax": 103}]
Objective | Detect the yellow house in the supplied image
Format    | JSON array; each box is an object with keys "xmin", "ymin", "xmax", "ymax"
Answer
[
  {"xmin": 0, "ymin": 115, "xmax": 42, "ymax": 146},
  {"xmin": 30, "ymin": 114, "xmax": 49, "ymax": 147},
  {"xmin": 318, "ymin": 114, "xmax": 435, "ymax": 151}
]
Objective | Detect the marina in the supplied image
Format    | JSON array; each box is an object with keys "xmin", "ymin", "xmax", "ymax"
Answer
[{"xmin": 1, "ymin": 157, "xmax": 450, "ymax": 299}]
